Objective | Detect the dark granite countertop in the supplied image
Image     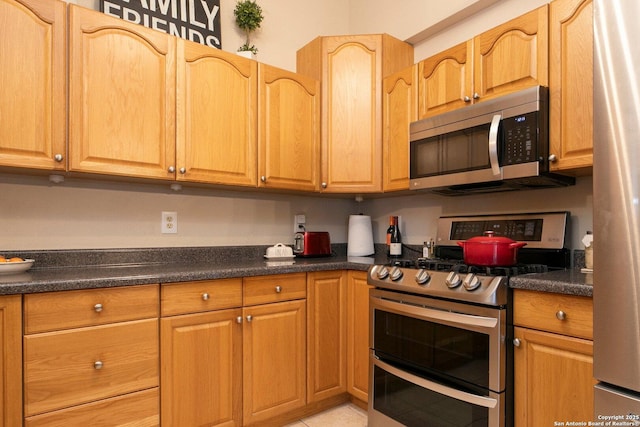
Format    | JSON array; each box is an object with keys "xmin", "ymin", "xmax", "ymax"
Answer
[
  {"xmin": 509, "ymin": 268, "xmax": 593, "ymax": 297},
  {"xmin": 0, "ymin": 245, "xmax": 592, "ymax": 297},
  {"xmin": 0, "ymin": 257, "xmax": 379, "ymax": 295}
]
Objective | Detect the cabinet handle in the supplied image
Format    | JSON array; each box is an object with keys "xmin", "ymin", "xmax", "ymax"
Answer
[
  {"xmin": 513, "ymin": 338, "xmax": 521, "ymax": 347},
  {"xmin": 94, "ymin": 360, "xmax": 104, "ymax": 370},
  {"xmin": 202, "ymin": 293, "xmax": 210, "ymax": 301},
  {"xmin": 54, "ymin": 154, "xmax": 64, "ymax": 162},
  {"xmin": 549, "ymin": 154, "xmax": 558, "ymax": 163},
  {"xmin": 556, "ymin": 310, "xmax": 566, "ymax": 321},
  {"xmin": 321, "ymin": 182, "xmax": 327, "ymax": 189},
  {"xmin": 261, "ymin": 175, "xmax": 267, "ymax": 183},
  {"xmin": 168, "ymin": 166, "xmax": 175, "ymax": 173},
  {"xmin": 246, "ymin": 315, "xmax": 253, "ymax": 323},
  {"xmin": 94, "ymin": 303, "xmax": 103, "ymax": 313},
  {"xmin": 236, "ymin": 316, "xmax": 243, "ymax": 324},
  {"xmin": 179, "ymin": 167, "xmax": 186, "ymax": 174},
  {"xmin": 473, "ymin": 92, "xmax": 480, "ymax": 100},
  {"xmin": 275, "ymin": 286, "xmax": 282, "ymax": 293},
  {"xmin": 464, "ymin": 96, "xmax": 471, "ymax": 103}
]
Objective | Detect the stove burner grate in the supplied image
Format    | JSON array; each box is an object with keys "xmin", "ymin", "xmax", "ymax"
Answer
[{"xmin": 386, "ymin": 257, "xmax": 549, "ymax": 277}]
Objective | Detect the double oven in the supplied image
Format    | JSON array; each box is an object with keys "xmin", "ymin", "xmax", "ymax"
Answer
[{"xmin": 367, "ymin": 212, "xmax": 570, "ymax": 427}]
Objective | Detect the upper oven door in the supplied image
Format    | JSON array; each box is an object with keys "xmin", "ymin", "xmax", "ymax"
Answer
[
  {"xmin": 409, "ymin": 109, "xmax": 503, "ymax": 190},
  {"xmin": 370, "ymin": 288, "xmax": 507, "ymax": 393}
]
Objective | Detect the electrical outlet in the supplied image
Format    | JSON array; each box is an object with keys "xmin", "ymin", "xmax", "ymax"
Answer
[
  {"xmin": 162, "ymin": 211, "xmax": 178, "ymax": 234},
  {"xmin": 294, "ymin": 214, "xmax": 306, "ymax": 233}
]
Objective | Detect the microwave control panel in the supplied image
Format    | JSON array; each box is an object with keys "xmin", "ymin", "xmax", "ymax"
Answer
[{"xmin": 502, "ymin": 111, "xmax": 539, "ymax": 165}]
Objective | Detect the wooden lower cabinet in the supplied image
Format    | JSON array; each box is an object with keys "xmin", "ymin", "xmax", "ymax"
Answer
[
  {"xmin": 0, "ymin": 295, "xmax": 22, "ymax": 427},
  {"xmin": 307, "ymin": 271, "xmax": 347, "ymax": 402},
  {"xmin": 161, "ymin": 308, "xmax": 243, "ymax": 427},
  {"xmin": 243, "ymin": 299, "xmax": 307, "ymax": 425},
  {"xmin": 513, "ymin": 289, "xmax": 594, "ymax": 427},
  {"xmin": 513, "ymin": 327, "xmax": 594, "ymax": 426},
  {"xmin": 22, "ymin": 285, "xmax": 160, "ymax": 426},
  {"xmin": 347, "ymin": 271, "xmax": 372, "ymax": 402},
  {"xmin": 24, "ymin": 388, "xmax": 159, "ymax": 427}
]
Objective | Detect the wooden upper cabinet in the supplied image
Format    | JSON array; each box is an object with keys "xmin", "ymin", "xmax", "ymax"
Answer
[
  {"xmin": 474, "ymin": 5, "xmax": 549, "ymax": 102},
  {"xmin": 0, "ymin": 0, "xmax": 66, "ymax": 171},
  {"xmin": 176, "ymin": 39, "xmax": 258, "ymax": 187},
  {"xmin": 68, "ymin": 5, "xmax": 176, "ymax": 180},
  {"xmin": 383, "ymin": 65, "xmax": 417, "ymax": 192},
  {"xmin": 258, "ymin": 63, "xmax": 320, "ymax": 191},
  {"xmin": 418, "ymin": 6, "xmax": 548, "ymax": 119},
  {"xmin": 418, "ymin": 41, "xmax": 472, "ymax": 119},
  {"xmin": 297, "ymin": 34, "xmax": 413, "ymax": 193},
  {"xmin": 549, "ymin": 0, "xmax": 593, "ymax": 173}
]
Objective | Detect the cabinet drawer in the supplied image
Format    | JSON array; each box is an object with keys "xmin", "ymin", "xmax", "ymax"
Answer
[
  {"xmin": 24, "ymin": 284, "xmax": 159, "ymax": 334},
  {"xmin": 25, "ymin": 388, "xmax": 159, "ymax": 427},
  {"xmin": 243, "ymin": 273, "xmax": 307, "ymax": 306},
  {"xmin": 24, "ymin": 319, "xmax": 159, "ymax": 416},
  {"xmin": 513, "ymin": 289, "xmax": 593, "ymax": 340},
  {"xmin": 161, "ymin": 278, "xmax": 242, "ymax": 316}
]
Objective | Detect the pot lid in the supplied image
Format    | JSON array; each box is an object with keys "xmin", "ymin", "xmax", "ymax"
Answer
[{"xmin": 464, "ymin": 231, "xmax": 518, "ymax": 244}]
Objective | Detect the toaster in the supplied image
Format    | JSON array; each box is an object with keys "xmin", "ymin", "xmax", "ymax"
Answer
[{"xmin": 293, "ymin": 232, "xmax": 331, "ymax": 257}]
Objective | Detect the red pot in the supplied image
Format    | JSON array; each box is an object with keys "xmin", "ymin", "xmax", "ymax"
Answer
[{"xmin": 457, "ymin": 231, "xmax": 527, "ymax": 266}]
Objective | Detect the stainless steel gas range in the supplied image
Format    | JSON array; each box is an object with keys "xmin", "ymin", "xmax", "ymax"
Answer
[{"xmin": 367, "ymin": 212, "xmax": 570, "ymax": 427}]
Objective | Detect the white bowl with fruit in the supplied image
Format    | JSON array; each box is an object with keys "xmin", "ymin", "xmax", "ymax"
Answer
[{"xmin": 0, "ymin": 256, "xmax": 35, "ymax": 274}]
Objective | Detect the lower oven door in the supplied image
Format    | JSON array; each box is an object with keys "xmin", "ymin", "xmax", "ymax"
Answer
[
  {"xmin": 369, "ymin": 288, "xmax": 508, "ymax": 427},
  {"xmin": 369, "ymin": 355, "xmax": 505, "ymax": 427}
]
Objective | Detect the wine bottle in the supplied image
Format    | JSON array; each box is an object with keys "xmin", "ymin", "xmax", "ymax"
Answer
[
  {"xmin": 388, "ymin": 216, "xmax": 402, "ymax": 257},
  {"xmin": 386, "ymin": 216, "xmax": 394, "ymax": 255}
]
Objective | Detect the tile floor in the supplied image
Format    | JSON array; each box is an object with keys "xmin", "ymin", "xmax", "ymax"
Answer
[{"xmin": 284, "ymin": 403, "xmax": 368, "ymax": 427}]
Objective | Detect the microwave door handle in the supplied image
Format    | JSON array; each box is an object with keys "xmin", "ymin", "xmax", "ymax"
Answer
[{"xmin": 488, "ymin": 114, "xmax": 501, "ymax": 176}]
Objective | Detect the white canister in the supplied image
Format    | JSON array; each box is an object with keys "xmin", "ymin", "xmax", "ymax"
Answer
[
  {"xmin": 582, "ymin": 231, "xmax": 593, "ymax": 269},
  {"xmin": 347, "ymin": 215, "xmax": 375, "ymax": 256}
]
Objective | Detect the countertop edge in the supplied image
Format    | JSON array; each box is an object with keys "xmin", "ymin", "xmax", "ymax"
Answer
[
  {"xmin": 508, "ymin": 268, "xmax": 593, "ymax": 297},
  {"xmin": 0, "ymin": 259, "xmax": 593, "ymax": 297}
]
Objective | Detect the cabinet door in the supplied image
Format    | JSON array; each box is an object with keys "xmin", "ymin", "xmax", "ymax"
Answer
[
  {"xmin": 474, "ymin": 6, "xmax": 549, "ymax": 102},
  {"xmin": 418, "ymin": 41, "xmax": 473, "ymax": 119},
  {"xmin": 161, "ymin": 309, "xmax": 242, "ymax": 427},
  {"xmin": 347, "ymin": 271, "xmax": 372, "ymax": 402},
  {"xmin": 514, "ymin": 326, "xmax": 595, "ymax": 427},
  {"xmin": 258, "ymin": 63, "xmax": 320, "ymax": 191},
  {"xmin": 549, "ymin": 0, "xmax": 593, "ymax": 172},
  {"xmin": 0, "ymin": 0, "xmax": 66, "ymax": 171},
  {"xmin": 322, "ymin": 36, "xmax": 383, "ymax": 193},
  {"xmin": 176, "ymin": 39, "xmax": 257, "ymax": 187},
  {"xmin": 68, "ymin": 5, "xmax": 176, "ymax": 180},
  {"xmin": 307, "ymin": 271, "xmax": 347, "ymax": 402},
  {"xmin": 0, "ymin": 295, "xmax": 21, "ymax": 427},
  {"xmin": 383, "ymin": 65, "xmax": 417, "ymax": 192},
  {"xmin": 243, "ymin": 299, "xmax": 306, "ymax": 425}
]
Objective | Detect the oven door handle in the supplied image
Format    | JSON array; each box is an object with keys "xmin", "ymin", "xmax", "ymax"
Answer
[
  {"xmin": 373, "ymin": 297, "xmax": 498, "ymax": 332},
  {"xmin": 373, "ymin": 356, "xmax": 498, "ymax": 409},
  {"xmin": 488, "ymin": 113, "xmax": 502, "ymax": 177}
]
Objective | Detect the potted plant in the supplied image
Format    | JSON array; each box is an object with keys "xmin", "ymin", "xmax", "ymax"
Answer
[{"xmin": 234, "ymin": 0, "xmax": 264, "ymax": 56}]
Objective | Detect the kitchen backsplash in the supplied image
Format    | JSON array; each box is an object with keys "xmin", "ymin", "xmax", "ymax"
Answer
[{"xmin": 1, "ymin": 173, "xmax": 592, "ymax": 252}]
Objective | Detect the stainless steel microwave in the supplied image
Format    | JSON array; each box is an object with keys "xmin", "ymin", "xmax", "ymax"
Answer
[{"xmin": 409, "ymin": 86, "xmax": 575, "ymax": 195}]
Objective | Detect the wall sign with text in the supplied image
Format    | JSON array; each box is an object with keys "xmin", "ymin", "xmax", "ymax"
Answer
[{"xmin": 100, "ymin": 0, "xmax": 221, "ymax": 49}]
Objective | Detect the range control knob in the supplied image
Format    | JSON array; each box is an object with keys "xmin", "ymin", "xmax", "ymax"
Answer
[
  {"xmin": 463, "ymin": 273, "xmax": 482, "ymax": 291},
  {"xmin": 390, "ymin": 267, "xmax": 404, "ymax": 281},
  {"xmin": 377, "ymin": 266, "xmax": 390, "ymax": 280},
  {"xmin": 445, "ymin": 271, "xmax": 462, "ymax": 288},
  {"xmin": 415, "ymin": 269, "xmax": 431, "ymax": 285}
]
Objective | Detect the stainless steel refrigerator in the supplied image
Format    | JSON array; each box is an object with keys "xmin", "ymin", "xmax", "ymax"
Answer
[{"xmin": 593, "ymin": 0, "xmax": 640, "ymax": 418}]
